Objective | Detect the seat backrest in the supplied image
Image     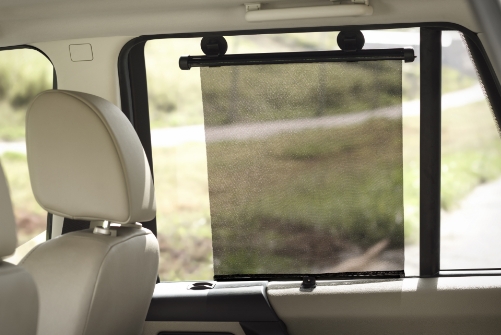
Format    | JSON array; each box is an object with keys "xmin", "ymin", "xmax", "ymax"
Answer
[
  {"xmin": 21, "ymin": 90, "xmax": 159, "ymax": 335},
  {"xmin": 0, "ymin": 161, "xmax": 39, "ymax": 335}
]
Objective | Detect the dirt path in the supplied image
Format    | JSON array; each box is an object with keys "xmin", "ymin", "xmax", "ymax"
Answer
[
  {"xmin": 405, "ymin": 177, "xmax": 501, "ymax": 275},
  {"xmin": 0, "ymin": 85, "xmax": 484, "ymax": 154},
  {"xmin": 152, "ymin": 84, "xmax": 484, "ymax": 146}
]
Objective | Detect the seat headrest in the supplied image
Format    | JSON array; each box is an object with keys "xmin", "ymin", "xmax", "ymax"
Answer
[
  {"xmin": 0, "ymin": 161, "xmax": 17, "ymax": 258},
  {"xmin": 26, "ymin": 90, "xmax": 155, "ymax": 224}
]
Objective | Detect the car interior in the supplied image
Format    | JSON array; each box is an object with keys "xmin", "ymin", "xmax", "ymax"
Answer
[{"xmin": 1, "ymin": 0, "xmax": 501, "ymax": 334}]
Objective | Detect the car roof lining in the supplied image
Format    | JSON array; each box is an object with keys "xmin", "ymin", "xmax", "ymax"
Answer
[{"xmin": 0, "ymin": 0, "xmax": 479, "ymax": 47}]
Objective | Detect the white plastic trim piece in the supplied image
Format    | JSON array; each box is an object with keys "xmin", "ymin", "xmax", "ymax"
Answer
[
  {"xmin": 245, "ymin": 4, "xmax": 373, "ymax": 22},
  {"xmin": 351, "ymin": 0, "xmax": 369, "ymax": 4},
  {"xmin": 245, "ymin": 3, "xmax": 261, "ymax": 12},
  {"xmin": 51, "ymin": 214, "xmax": 64, "ymax": 238},
  {"xmin": 120, "ymin": 222, "xmax": 143, "ymax": 229}
]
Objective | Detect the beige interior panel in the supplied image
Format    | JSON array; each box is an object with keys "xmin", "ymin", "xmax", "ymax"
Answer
[
  {"xmin": 143, "ymin": 321, "xmax": 246, "ymax": 335},
  {"xmin": 268, "ymin": 276, "xmax": 501, "ymax": 335},
  {"xmin": 32, "ymin": 36, "xmax": 133, "ymax": 106},
  {"xmin": 0, "ymin": 0, "xmax": 479, "ymax": 47}
]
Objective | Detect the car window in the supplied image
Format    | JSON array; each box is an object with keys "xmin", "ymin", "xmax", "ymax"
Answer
[
  {"xmin": 439, "ymin": 32, "xmax": 501, "ymax": 270},
  {"xmin": 146, "ymin": 29, "xmax": 421, "ymax": 280},
  {"xmin": 145, "ymin": 28, "xmax": 501, "ymax": 280},
  {"xmin": 145, "ymin": 39, "xmax": 210, "ymax": 280},
  {"xmin": 0, "ymin": 48, "xmax": 53, "ymax": 263}
]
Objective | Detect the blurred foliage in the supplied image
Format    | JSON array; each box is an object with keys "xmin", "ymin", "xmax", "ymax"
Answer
[
  {"xmin": 0, "ymin": 49, "xmax": 52, "ymax": 141},
  {"xmin": 144, "ymin": 32, "xmax": 490, "ymax": 280},
  {"xmin": 402, "ymin": 65, "xmax": 476, "ymax": 102},
  {"xmin": 440, "ymin": 100, "xmax": 501, "ymax": 210},
  {"xmin": 146, "ymin": 34, "xmax": 476, "ymax": 128},
  {"xmin": 402, "ymin": 100, "xmax": 501, "ymax": 243},
  {"xmin": 1, "ymin": 152, "xmax": 46, "ymax": 245},
  {"xmin": 149, "ymin": 99, "xmax": 501, "ymax": 279},
  {"xmin": 0, "ymin": 31, "xmax": 494, "ymax": 281},
  {"xmin": 0, "ymin": 49, "xmax": 52, "ymax": 246},
  {"xmin": 145, "ymin": 39, "xmax": 204, "ymax": 128},
  {"xmin": 152, "ymin": 143, "xmax": 213, "ymax": 280},
  {"xmin": 0, "ymin": 33, "xmax": 477, "ymax": 140}
]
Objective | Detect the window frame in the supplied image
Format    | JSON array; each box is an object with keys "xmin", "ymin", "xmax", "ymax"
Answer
[{"xmin": 118, "ymin": 22, "xmax": 501, "ymax": 279}]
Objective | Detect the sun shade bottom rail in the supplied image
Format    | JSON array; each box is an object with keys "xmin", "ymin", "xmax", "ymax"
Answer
[{"xmin": 214, "ymin": 271, "xmax": 405, "ymax": 281}]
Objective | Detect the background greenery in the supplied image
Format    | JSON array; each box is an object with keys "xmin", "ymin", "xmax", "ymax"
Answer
[
  {"xmin": 0, "ymin": 50, "xmax": 52, "ymax": 141},
  {"xmin": 0, "ymin": 49, "xmax": 52, "ymax": 245},
  {"xmin": 145, "ymin": 32, "xmax": 500, "ymax": 279},
  {"xmin": 1, "ymin": 32, "xmax": 500, "ymax": 280},
  {"xmin": 208, "ymin": 119, "xmax": 404, "ymax": 274}
]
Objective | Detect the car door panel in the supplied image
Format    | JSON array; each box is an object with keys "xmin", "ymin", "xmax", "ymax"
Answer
[{"xmin": 268, "ymin": 277, "xmax": 501, "ymax": 335}]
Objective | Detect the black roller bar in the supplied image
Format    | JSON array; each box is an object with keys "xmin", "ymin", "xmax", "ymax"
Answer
[{"xmin": 179, "ymin": 48, "xmax": 415, "ymax": 70}]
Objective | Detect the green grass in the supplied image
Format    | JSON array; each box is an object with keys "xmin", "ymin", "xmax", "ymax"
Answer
[
  {"xmin": 0, "ymin": 49, "xmax": 52, "ymax": 141},
  {"xmin": 441, "ymin": 101, "xmax": 501, "ymax": 210},
  {"xmin": 0, "ymin": 101, "xmax": 28, "ymax": 140},
  {"xmin": 1, "ymin": 152, "xmax": 46, "ymax": 245},
  {"xmin": 152, "ymin": 118, "xmax": 406, "ymax": 278},
  {"xmin": 152, "ymin": 143, "xmax": 213, "ymax": 280},
  {"xmin": 206, "ymin": 119, "xmax": 404, "ymax": 274},
  {"xmin": 150, "ymin": 99, "xmax": 501, "ymax": 279}
]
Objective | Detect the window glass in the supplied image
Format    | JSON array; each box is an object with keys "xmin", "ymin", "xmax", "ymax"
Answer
[
  {"xmin": 0, "ymin": 49, "xmax": 53, "ymax": 262},
  {"xmin": 146, "ymin": 40, "xmax": 211, "ymax": 280},
  {"xmin": 146, "ymin": 29, "xmax": 424, "ymax": 280},
  {"xmin": 440, "ymin": 32, "xmax": 501, "ymax": 270}
]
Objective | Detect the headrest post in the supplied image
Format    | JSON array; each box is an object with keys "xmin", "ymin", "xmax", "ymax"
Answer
[{"xmin": 93, "ymin": 220, "xmax": 117, "ymax": 236}]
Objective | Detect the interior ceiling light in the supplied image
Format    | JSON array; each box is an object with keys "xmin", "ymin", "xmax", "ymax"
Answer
[{"xmin": 244, "ymin": 0, "xmax": 373, "ymax": 22}]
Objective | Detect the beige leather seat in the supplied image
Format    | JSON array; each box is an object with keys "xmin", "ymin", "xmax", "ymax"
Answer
[
  {"xmin": 0, "ymin": 162, "xmax": 39, "ymax": 335},
  {"xmin": 21, "ymin": 90, "xmax": 159, "ymax": 335}
]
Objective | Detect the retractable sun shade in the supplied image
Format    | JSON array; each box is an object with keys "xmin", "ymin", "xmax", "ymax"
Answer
[{"xmin": 181, "ymin": 31, "xmax": 415, "ymax": 280}]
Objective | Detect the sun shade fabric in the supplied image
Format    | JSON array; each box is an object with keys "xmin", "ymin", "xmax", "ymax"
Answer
[{"xmin": 200, "ymin": 61, "xmax": 404, "ymax": 278}]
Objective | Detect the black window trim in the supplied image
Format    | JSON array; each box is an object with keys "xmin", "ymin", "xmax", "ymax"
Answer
[{"xmin": 118, "ymin": 22, "xmax": 501, "ymax": 279}]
